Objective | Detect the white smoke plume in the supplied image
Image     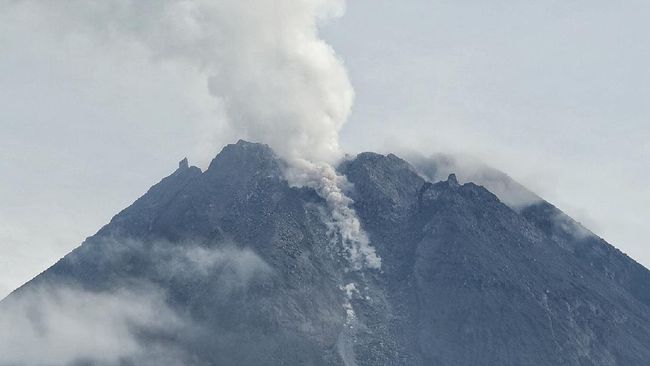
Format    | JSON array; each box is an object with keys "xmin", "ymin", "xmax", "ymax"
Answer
[
  {"xmin": 2, "ymin": 0, "xmax": 351, "ymax": 164},
  {"xmin": 2, "ymin": 0, "xmax": 378, "ymax": 271},
  {"xmin": 4, "ymin": 9, "xmax": 376, "ymax": 366}
]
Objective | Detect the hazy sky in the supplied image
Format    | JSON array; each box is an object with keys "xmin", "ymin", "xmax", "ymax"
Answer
[{"xmin": 1, "ymin": 0, "xmax": 649, "ymax": 298}]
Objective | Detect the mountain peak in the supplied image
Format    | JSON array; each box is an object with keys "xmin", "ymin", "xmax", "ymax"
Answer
[
  {"xmin": 178, "ymin": 157, "xmax": 189, "ymax": 170},
  {"xmin": 4, "ymin": 141, "xmax": 650, "ymax": 366},
  {"xmin": 206, "ymin": 140, "xmax": 280, "ymax": 178},
  {"xmin": 339, "ymin": 151, "xmax": 425, "ymax": 230},
  {"xmin": 235, "ymin": 138, "xmax": 267, "ymax": 148},
  {"xmin": 447, "ymin": 173, "xmax": 459, "ymax": 187}
]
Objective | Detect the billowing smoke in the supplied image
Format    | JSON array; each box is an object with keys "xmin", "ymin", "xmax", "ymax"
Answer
[
  {"xmin": 2, "ymin": 3, "xmax": 377, "ymax": 363},
  {"xmin": 3, "ymin": 0, "xmax": 351, "ymax": 164},
  {"xmin": 3, "ymin": 0, "xmax": 378, "ymax": 271},
  {"xmin": 202, "ymin": 0, "xmax": 354, "ymax": 164}
]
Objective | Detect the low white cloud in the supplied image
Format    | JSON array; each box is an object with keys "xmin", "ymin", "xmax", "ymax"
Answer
[
  {"xmin": 550, "ymin": 210, "xmax": 594, "ymax": 241},
  {"xmin": 408, "ymin": 153, "xmax": 543, "ymax": 210},
  {"xmin": 0, "ymin": 284, "xmax": 185, "ymax": 366},
  {"xmin": 74, "ymin": 237, "xmax": 274, "ymax": 290},
  {"xmin": 0, "ymin": 238, "xmax": 273, "ymax": 365},
  {"xmin": 172, "ymin": 245, "xmax": 273, "ymax": 294}
]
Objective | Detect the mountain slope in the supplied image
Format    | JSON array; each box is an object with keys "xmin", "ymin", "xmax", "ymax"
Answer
[{"xmin": 3, "ymin": 140, "xmax": 650, "ymax": 366}]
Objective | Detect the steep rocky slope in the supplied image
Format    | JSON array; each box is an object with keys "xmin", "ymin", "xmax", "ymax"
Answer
[{"xmin": 3, "ymin": 140, "xmax": 650, "ymax": 366}]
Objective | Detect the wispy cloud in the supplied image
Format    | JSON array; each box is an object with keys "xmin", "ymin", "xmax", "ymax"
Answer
[
  {"xmin": 0, "ymin": 238, "xmax": 273, "ymax": 365},
  {"xmin": 0, "ymin": 283, "xmax": 185, "ymax": 365}
]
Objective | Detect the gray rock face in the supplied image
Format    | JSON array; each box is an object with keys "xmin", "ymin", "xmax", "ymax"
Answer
[{"xmin": 4, "ymin": 140, "xmax": 650, "ymax": 365}]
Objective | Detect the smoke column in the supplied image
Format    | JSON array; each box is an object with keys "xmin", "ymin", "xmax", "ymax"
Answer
[
  {"xmin": 3, "ymin": 0, "xmax": 380, "ymax": 269},
  {"xmin": 3, "ymin": 3, "xmax": 379, "ymax": 364}
]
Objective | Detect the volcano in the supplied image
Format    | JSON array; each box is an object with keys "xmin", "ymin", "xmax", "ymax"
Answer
[{"xmin": 3, "ymin": 140, "xmax": 650, "ymax": 366}]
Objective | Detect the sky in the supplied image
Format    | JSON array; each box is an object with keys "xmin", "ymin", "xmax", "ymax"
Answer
[{"xmin": 1, "ymin": 0, "xmax": 649, "ymax": 298}]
